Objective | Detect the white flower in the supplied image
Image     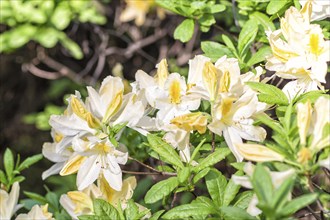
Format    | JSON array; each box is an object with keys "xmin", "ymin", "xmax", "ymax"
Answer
[
  {"xmin": 60, "ymin": 184, "xmax": 101, "ymax": 219},
  {"xmin": 232, "ymin": 163, "xmax": 295, "ymax": 216},
  {"xmin": 0, "ymin": 182, "xmax": 21, "ymax": 220},
  {"xmin": 60, "ymin": 137, "xmax": 128, "ymax": 191},
  {"xmin": 300, "ymin": 0, "xmax": 330, "ymax": 21},
  {"xmin": 60, "ymin": 176, "xmax": 141, "ymax": 220},
  {"xmin": 135, "ymin": 60, "xmax": 201, "ymax": 124},
  {"xmin": 208, "ymin": 93, "xmax": 267, "ymax": 162},
  {"xmin": 266, "ymin": 2, "xmax": 330, "ymax": 93},
  {"xmin": 16, "ymin": 204, "xmax": 54, "ymax": 220},
  {"xmin": 42, "ymin": 130, "xmax": 73, "ymax": 180},
  {"xmin": 49, "ymin": 76, "xmax": 145, "ymax": 153}
]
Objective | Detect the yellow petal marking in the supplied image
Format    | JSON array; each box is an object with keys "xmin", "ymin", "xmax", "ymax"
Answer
[
  {"xmin": 169, "ymin": 80, "xmax": 181, "ymax": 104},
  {"xmin": 67, "ymin": 191, "xmax": 93, "ymax": 214},
  {"xmin": 85, "ymin": 112, "xmax": 101, "ymax": 129},
  {"xmin": 60, "ymin": 155, "xmax": 86, "ymax": 176},
  {"xmin": 103, "ymin": 91, "xmax": 123, "ymax": 123},
  {"xmin": 171, "ymin": 112, "xmax": 208, "ymax": 134},
  {"xmin": 71, "ymin": 96, "xmax": 100, "ymax": 129},
  {"xmin": 155, "ymin": 59, "xmax": 169, "ymax": 87},
  {"xmin": 309, "ymin": 33, "xmax": 320, "ymax": 56},
  {"xmin": 297, "ymin": 147, "xmax": 312, "ymax": 164},
  {"xmin": 219, "ymin": 71, "xmax": 231, "ymax": 93},
  {"xmin": 203, "ymin": 62, "xmax": 220, "ymax": 101},
  {"xmin": 71, "ymin": 96, "xmax": 88, "ymax": 119},
  {"xmin": 236, "ymin": 143, "xmax": 284, "ymax": 162},
  {"xmin": 98, "ymin": 174, "xmax": 115, "ymax": 203},
  {"xmin": 54, "ymin": 133, "xmax": 63, "ymax": 143}
]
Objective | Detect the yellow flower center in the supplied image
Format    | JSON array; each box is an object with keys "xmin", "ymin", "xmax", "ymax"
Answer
[
  {"xmin": 309, "ymin": 33, "xmax": 320, "ymax": 55},
  {"xmin": 95, "ymin": 143, "xmax": 113, "ymax": 154},
  {"xmin": 169, "ymin": 80, "xmax": 181, "ymax": 104}
]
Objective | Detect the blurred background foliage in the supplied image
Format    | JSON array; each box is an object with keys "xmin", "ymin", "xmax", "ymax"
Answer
[{"xmin": 0, "ymin": 0, "xmax": 329, "ymax": 217}]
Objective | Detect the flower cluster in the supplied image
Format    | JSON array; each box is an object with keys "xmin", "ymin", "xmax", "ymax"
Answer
[{"xmin": 37, "ymin": 1, "xmax": 329, "ymax": 219}]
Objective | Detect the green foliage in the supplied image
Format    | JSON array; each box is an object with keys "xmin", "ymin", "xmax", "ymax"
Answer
[
  {"xmin": 156, "ymin": 0, "xmax": 226, "ymax": 42},
  {"xmin": 79, "ymin": 199, "xmax": 150, "ymax": 220},
  {"xmin": 0, "ymin": 148, "xmax": 42, "ymax": 189},
  {"xmin": 246, "ymin": 82, "xmax": 289, "ymax": 106},
  {"xmin": 23, "ymin": 104, "xmax": 64, "ymax": 131},
  {"xmin": 147, "ymin": 134, "xmax": 184, "ymax": 169},
  {"xmin": 250, "ymin": 164, "xmax": 318, "ymax": 219},
  {"xmin": 145, "ymin": 177, "xmax": 179, "ymax": 204},
  {"xmin": 0, "ymin": 0, "xmax": 106, "ymax": 59}
]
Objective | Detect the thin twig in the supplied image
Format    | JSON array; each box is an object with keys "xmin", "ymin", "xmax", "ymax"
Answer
[
  {"xmin": 211, "ymin": 132, "xmax": 215, "ymax": 153},
  {"xmin": 171, "ymin": 192, "xmax": 177, "ymax": 208},
  {"xmin": 128, "ymin": 156, "xmax": 160, "ymax": 173},
  {"xmin": 307, "ymin": 175, "xmax": 325, "ymax": 212}
]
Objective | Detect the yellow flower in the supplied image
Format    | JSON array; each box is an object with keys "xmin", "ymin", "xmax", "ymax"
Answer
[
  {"xmin": 170, "ymin": 112, "xmax": 208, "ymax": 134},
  {"xmin": 236, "ymin": 143, "xmax": 284, "ymax": 162},
  {"xmin": 120, "ymin": 0, "xmax": 165, "ymax": 26}
]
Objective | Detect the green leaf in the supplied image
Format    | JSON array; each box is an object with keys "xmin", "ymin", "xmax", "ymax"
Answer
[
  {"xmin": 256, "ymin": 114, "xmax": 285, "ymax": 136},
  {"xmin": 193, "ymin": 167, "xmax": 210, "ymax": 183},
  {"xmin": 17, "ymin": 154, "xmax": 43, "ymax": 172},
  {"xmin": 0, "ymin": 170, "xmax": 7, "ymax": 184},
  {"xmin": 294, "ymin": 91, "xmax": 329, "ymax": 104},
  {"xmin": 33, "ymin": 28, "xmax": 59, "ymax": 48},
  {"xmin": 223, "ymin": 172, "xmax": 242, "ymax": 206},
  {"xmin": 267, "ymin": 0, "xmax": 289, "ymax": 15},
  {"xmin": 51, "ymin": 4, "xmax": 72, "ymax": 30},
  {"xmin": 193, "ymin": 148, "xmax": 231, "ymax": 173},
  {"xmin": 147, "ymin": 134, "xmax": 184, "ymax": 168},
  {"xmin": 221, "ymin": 207, "xmax": 257, "ymax": 220},
  {"xmin": 250, "ymin": 12, "xmax": 275, "ymax": 31},
  {"xmin": 162, "ymin": 202, "xmax": 216, "ymax": 219},
  {"xmin": 238, "ymin": 20, "xmax": 258, "ymax": 57},
  {"xmin": 211, "ymin": 4, "xmax": 226, "ymax": 13},
  {"xmin": 222, "ymin": 35, "xmax": 237, "ymax": 53},
  {"xmin": 93, "ymin": 199, "xmax": 119, "ymax": 220},
  {"xmin": 11, "ymin": 176, "xmax": 25, "ymax": 184},
  {"xmin": 145, "ymin": 177, "xmax": 179, "ymax": 204},
  {"xmin": 174, "ymin": 19, "xmax": 194, "ymax": 43},
  {"xmin": 281, "ymin": 193, "xmax": 318, "ymax": 216},
  {"xmin": 201, "ymin": 41, "xmax": 235, "ymax": 62},
  {"xmin": 149, "ymin": 210, "xmax": 165, "ymax": 220},
  {"xmin": 46, "ymin": 191, "xmax": 59, "ymax": 211},
  {"xmin": 79, "ymin": 215, "xmax": 101, "ymax": 220},
  {"xmin": 246, "ymin": 82, "xmax": 289, "ymax": 106},
  {"xmin": 124, "ymin": 200, "xmax": 139, "ymax": 219},
  {"xmin": 59, "ymin": 34, "xmax": 83, "ymax": 59},
  {"xmin": 24, "ymin": 191, "xmax": 48, "ymax": 204},
  {"xmin": 4, "ymin": 148, "xmax": 14, "ymax": 178},
  {"xmin": 205, "ymin": 169, "xmax": 227, "ymax": 206},
  {"xmin": 271, "ymin": 176, "xmax": 295, "ymax": 210},
  {"xmin": 247, "ymin": 46, "xmax": 272, "ymax": 66},
  {"xmin": 178, "ymin": 167, "xmax": 190, "ymax": 183},
  {"xmin": 251, "ymin": 164, "xmax": 273, "ymax": 204},
  {"xmin": 233, "ymin": 191, "xmax": 254, "ymax": 209}
]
